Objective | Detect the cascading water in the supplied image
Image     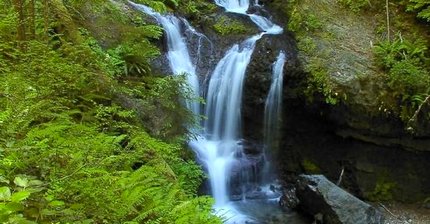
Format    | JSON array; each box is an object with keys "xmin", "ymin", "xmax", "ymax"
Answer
[
  {"xmin": 262, "ymin": 51, "xmax": 286, "ymax": 183},
  {"xmin": 192, "ymin": 0, "xmax": 288, "ymax": 222},
  {"xmin": 264, "ymin": 51, "xmax": 286, "ymax": 148},
  {"xmin": 214, "ymin": 0, "xmax": 283, "ymax": 35},
  {"xmin": 129, "ymin": 2, "xmax": 201, "ymax": 116},
  {"xmin": 132, "ymin": 1, "xmax": 308, "ymax": 223},
  {"xmin": 214, "ymin": 0, "xmax": 250, "ymax": 14},
  {"xmin": 194, "ymin": 33, "xmax": 262, "ymax": 206}
]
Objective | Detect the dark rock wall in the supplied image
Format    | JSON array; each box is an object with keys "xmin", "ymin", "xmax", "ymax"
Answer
[
  {"xmin": 239, "ymin": 0, "xmax": 430, "ymax": 203},
  {"xmin": 276, "ymin": 99, "xmax": 430, "ymax": 202}
]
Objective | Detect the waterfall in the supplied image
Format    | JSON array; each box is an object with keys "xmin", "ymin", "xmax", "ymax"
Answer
[
  {"xmin": 215, "ymin": 0, "xmax": 283, "ymax": 34},
  {"xmin": 131, "ymin": 0, "xmax": 292, "ymax": 222},
  {"xmin": 204, "ymin": 34, "xmax": 263, "ymax": 141},
  {"xmin": 264, "ymin": 51, "xmax": 286, "ymax": 148},
  {"xmin": 214, "ymin": 0, "xmax": 250, "ymax": 14},
  {"xmin": 129, "ymin": 2, "xmax": 201, "ymax": 116},
  {"xmin": 262, "ymin": 51, "xmax": 286, "ymax": 182},
  {"xmin": 195, "ymin": 1, "xmax": 285, "ymax": 222}
]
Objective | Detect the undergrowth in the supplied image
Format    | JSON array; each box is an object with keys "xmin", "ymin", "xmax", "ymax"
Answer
[{"xmin": 0, "ymin": 0, "xmax": 220, "ymax": 223}]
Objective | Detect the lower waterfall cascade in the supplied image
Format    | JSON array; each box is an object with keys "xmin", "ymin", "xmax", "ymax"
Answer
[{"xmin": 131, "ymin": 0, "xmax": 308, "ymax": 223}]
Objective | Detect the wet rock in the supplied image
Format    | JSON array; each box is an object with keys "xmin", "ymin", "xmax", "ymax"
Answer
[
  {"xmin": 243, "ymin": 33, "xmax": 301, "ymax": 141},
  {"xmin": 239, "ymin": 139, "xmax": 264, "ymax": 155},
  {"xmin": 229, "ymin": 153, "xmax": 266, "ymax": 195},
  {"xmin": 423, "ymin": 198, "xmax": 430, "ymax": 209},
  {"xmin": 279, "ymin": 184, "xmax": 299, "ymax": 210},
  {"xmin": 295, "ymin": 175, "xmax": 385, "ymax": 224}
]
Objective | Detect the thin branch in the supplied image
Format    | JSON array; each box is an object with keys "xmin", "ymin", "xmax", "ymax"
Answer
[
  {"xmin": 336, "ymin": 167, "xmax": 345, "ymax": 186},
  {"xmin": 407, "ymin": 95, "xmax": 430, "ymax": 131},
  {"xmin": 386, "ymin": 0, "xmax": 390, "ymax": 42},
  {"xmin": 379, "ymin": 203, "xmax": 409, "ymax": 223}
]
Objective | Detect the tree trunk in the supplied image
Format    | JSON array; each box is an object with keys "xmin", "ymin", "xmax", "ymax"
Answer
[
  {"xmin": 386, "ymin": 0, "xmax": 390, "ymax": 42},
  {"xmin": 29, "ymin": 0, "xmax": 36, "ymax": 39},
  {"xmin": 12, "ymin": 0, "xmax": 26, "ymax": 43},
  {"xmin": 43, "ymin": 0, "xmax": 49, "ymax": 41}
]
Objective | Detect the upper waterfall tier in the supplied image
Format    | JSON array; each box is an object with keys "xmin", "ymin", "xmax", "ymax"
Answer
[
  {"xmin": 129, "ymin": 1, "xmax": 201, "ymax": 116},
  {"xmin": 215, "ymin": 0, "xmax": 283, "ymax": 34},
  {"xmin": 214, "ymin": 0, "xmax": 250, "ymax": 14}
]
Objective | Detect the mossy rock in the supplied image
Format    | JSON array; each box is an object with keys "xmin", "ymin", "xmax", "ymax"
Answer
[
  {"xmin": 213, "ymin": 15, "xmax": 251, "ymax": 36},
  {"xmin": 301, "ymin": 159, "xmax": 321, "ymax": 174}
]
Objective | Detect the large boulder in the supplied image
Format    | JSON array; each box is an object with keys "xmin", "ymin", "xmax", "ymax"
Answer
[{"xmin": 295, "ymin": 175, "xmax": 385, "ymax": 224}]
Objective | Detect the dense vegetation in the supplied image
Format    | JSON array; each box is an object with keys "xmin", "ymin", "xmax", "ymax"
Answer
[
  {"xmin": 0, "ymin": 0, "xmax": 221, "ymax": 223},
  {"xmin": 340, "ymin": 0, "xmax": 430, "ymax": 127}
]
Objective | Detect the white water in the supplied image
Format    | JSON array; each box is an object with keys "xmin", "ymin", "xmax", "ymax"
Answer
[
  {"xmin": 131, "ymin": 0, "xmax": 287, "ymax": 222},
  {"xmin": 193, "ymin": 1, "xmax": 285, "ymax": 223},
  {"xmin": 129, "ymin": 2, "xmax": 201, "ymax": 116},
  {"xmin": 214, "ymin": 0, "xmax": 250, "ymax": 14},
  {"xmin": 190, "ymin": 34, "xmax": 263, "ymax": 223},
  {"xmin": 204, "ymin": 34, "xmax": 262, "ymax": 141},
  {"xmin": 215, "ymin": 0, "xmax": 283, "ymax": 35},
  {"xmin": 262, "ymin": 52, "xmax": 286, "ymax": 183},
  {"xmin": 264, "ymin": 51, "xmax": 286, "ymax": 148}
]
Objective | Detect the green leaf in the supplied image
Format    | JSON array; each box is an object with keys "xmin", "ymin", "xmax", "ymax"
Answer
[
  {"xmin": 0, "ymin": 176, "xmax": 9, "ymax": 184},
  {"xmin": 11, "ymin": 191, "xmax": 30, "ymax": 202},
  {"xmin": 7, "ymin": 216, "xmax": 37, "ymax": 224},
  {"xmin": 0, "ymin": 187, "xmax": 11, "ymax": 201},
  {"xmin": 28, "ymin": 180, "xmax": 43, "ymax": 187},
  {"xmin": 5, "ymin": 202, "xmax": 23, "ymax": 212},
  {"xmin": 13, "ymin": 176, "xmax": 29, "ymax": 188},
  {"xmin": 48, "ymin": 200, "xmax": 65, "ymax": 207}
]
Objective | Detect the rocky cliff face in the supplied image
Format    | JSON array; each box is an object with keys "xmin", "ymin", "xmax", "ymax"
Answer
[{"xmin": 259, "ymin": 0, "xmax": 430, "ymax": 203}]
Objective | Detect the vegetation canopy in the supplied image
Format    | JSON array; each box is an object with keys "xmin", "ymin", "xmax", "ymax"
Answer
[{"xmin": 0, "ymin": 0, "xmax": 220, "ymax": 223}]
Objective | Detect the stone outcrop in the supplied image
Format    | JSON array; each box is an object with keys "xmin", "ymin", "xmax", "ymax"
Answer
[{"xmin": 295, "ymin": 175, "xmax": 385, "ymax": 224}]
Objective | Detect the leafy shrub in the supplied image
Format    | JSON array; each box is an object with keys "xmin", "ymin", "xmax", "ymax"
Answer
[
  {"xmin": 374, "ymin": 35, "xmax": 430, "ymax": 120},
  {"xmin": 338, "ymin": 0, "xmax": 371, "ymax": 12},
  {"xmin": 0, "ymin": 0, "xmax": 220, "ymax": 223},
  {"xmin": 368, "ymin": 181, "xmax": 396, "ymax": 201},
  {"xmin": 177, "ymin": 0, "xmax": 217, "ymax": 20},
  {"xmin": 406, "ymin": 0, "xmax": 430, "ymax": 22}
]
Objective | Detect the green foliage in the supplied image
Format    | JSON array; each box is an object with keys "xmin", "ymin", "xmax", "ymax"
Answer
[
  {"xmin": 368, "ymin": 180, "xmax": 396, "ymax": 201},
  {"xmin": 133, "ymin": 0, "xmax": 168, "ymax": 12},
  {"xmin": 0, "ymin": 0, "xmax": 220, "ymax": 223},
  {"xmin": 406, "ymin": 0, "xmax": 430, "ymax": 21},
  {"xmin": 374, "ymin": 35, "xmax": 430, "ymax": 120},
  {"xmin": 288, "ymin": 9, "xmax": 322, "ymax": 33},
  {"xmin": 0, "ymin": 175, "xmax": 42, "ymax": 223},
  {"xmin": 213, "ymin": 16, "xmax": 250, "ymax": 36},
  {"xmin": 301, "ymin": 159, "xmax": 321, "ymax": 174},
  {"xmin": 176, "ymin": 0, "xmax": 217, "ymax": 20},
  {"xmin": 338, "ymin": 0, "xmax": 371, "ymax": 12},
  {"xmin": 302, "ymin": 56, "xmax": 342, "ymax": 105},
  {"xmin": 374, "ymin": 36, "xmax": 428, "ymax": 70}
]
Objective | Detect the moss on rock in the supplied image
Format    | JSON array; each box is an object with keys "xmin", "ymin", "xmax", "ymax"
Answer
[{"xmin": 213, "ymin": 15, "xmax": 251, "ymax": 36}]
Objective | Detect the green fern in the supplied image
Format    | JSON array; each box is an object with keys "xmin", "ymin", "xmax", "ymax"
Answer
[{"xmin": 407, "ymin": 0, "xmax": 430, "ymax": 21}]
